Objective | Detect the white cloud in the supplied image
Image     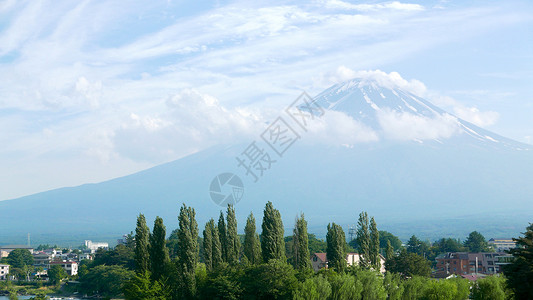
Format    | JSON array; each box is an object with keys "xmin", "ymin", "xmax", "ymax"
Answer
[
  {"xmin": 322, "ymin": 0, "xmax": 424, "ymax": 12},
  {"xmin": 0, "ymin": 0, "xmax": 529, "ymax": 199},
  {"xmin": 377, "ymin": 108, "xmax": 460, "ymax": 141},
  {"xmin": 429, "ymin": 94, "xmax": 500, "ymax": 127},
  {"xmin": 113, "ymin": 89, "xmax": 265, "ymax": 163},
  {"xmin": 305, "ymin": 110, "xmax": 380, "ymax": 145}
]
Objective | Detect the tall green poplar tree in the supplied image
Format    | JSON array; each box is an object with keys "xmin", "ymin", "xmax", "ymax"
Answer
[
  {"xmin": 134, "ymin": 214, "xmax": 150, "ymax": 274},
  {"xmin": 226, "ymin": 204, "xmax": 240, "ymax": 265},
  {"xmin": 356, "ymin": 212, "xmax": 370, "ymax": 268},
  {"xmin": 218, "ymin": 211, "xmax": 228, "ymax": 263},
  {"xmin": 243, "ymin": 212, "xmax": 262, "ymax": 265},
  {"xmin": 210, "ymin": 219, "xmax": 223, "ymax": 269},
  {"xmin": 149, "ymin": 216, "xmax": 170, "ymax": 281},
  {"xmin": 293, "ymin": 214, "xmax": 311, "ymax": 270},
  {"xmin": 261, "ymin": 201, "xmax": 285, "ymax": 262},
  {"xmin": 177, "ymin": 204, "xmax": 199, "ymax": 299},
  {"xmin": 326, "ymin": 223, "xmax": 347, "ymax": 272},
  {"xmin": 369, "ymin": 217, "xmax": 381, "ymax": 270},
  {"xmin": 203, "ymin": 220, "xmax": 214, "ymax": 271}
]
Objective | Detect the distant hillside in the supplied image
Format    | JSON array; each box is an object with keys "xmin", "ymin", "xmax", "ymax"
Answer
[{"xmin": 1, "ymin": 78, "xmax": 532, "ymax": 245}]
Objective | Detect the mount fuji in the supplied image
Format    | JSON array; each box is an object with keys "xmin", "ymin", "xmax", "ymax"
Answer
[{"xmin": 1, "ymin": 77, "xmax": 532, "ymax": 245}]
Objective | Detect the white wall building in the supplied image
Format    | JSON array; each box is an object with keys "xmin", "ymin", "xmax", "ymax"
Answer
[
  {"xmin": 0, "ymin": 264, "xmax": 9, "ymax": 280},
  {"xmin": 50, "ymin": 261, "xmax": 78, "ymax": 276},
  {"xmin": 84, "ymin": 240, "xmax": 109, "ymax": 253}
]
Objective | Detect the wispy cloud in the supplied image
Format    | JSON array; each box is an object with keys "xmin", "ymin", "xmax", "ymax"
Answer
[{"xmin": 0, "ymin": 0, "xmax": 531, "ymax": 199}]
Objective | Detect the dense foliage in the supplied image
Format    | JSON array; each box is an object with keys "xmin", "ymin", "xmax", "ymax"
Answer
[{"xmin": 63, "ymin": 201, "xmax": 528, "ymax": 300}]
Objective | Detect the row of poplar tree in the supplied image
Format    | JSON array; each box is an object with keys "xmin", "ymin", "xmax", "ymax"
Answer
[{"xmin": 126, "ymin": 201, "xmax": 384, "ymax": 299}]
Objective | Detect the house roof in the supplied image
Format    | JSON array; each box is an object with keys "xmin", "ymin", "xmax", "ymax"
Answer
[
  {"xmin": 0, "ymin": 245, "xmax": 33, "ymax": 249},
  {"xmin": 50, "ymin": 261, "xmax": 77, "ymax": 265},
  {"xmin": 313, "ymin": 253, "xmax": 327, "ymax": 262}
]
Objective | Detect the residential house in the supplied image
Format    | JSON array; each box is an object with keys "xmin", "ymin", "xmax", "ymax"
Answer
[
  {"xmin": 33, "ymin": 251, "xmax": 53, "ymax": 268},
  {"xmin": 0, "ymin": 264, "xmax": 9, "ymax": 280},
  {"xmin": 0, "ymin": 245, "xmax": 34, "ymax": 258},
  {"xmin": 49, "ymin": 261, "xmax": 78, "ymax": 276},
  {"xmin": 78, "ymin": 253, "xmax": 92, "ymax": 262},
  {"xmin": 488, "ymin": 238, "xmax": 516, "ymax": 252},
  {"xmin": 435, "ymin": 252, "xmax": 507, "ymax": 277},
  {"xmin": 311, "ymin": 252, "xmax": 386, "ymax": 273}
]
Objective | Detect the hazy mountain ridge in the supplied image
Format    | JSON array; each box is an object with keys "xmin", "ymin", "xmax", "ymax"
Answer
[{"xmin": 1, "ymin": 78, "xmax": 532, "ymax": 245}]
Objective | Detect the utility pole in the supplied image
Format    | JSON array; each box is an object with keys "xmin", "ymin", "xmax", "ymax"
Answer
[{"xmin": 348, "ymin": 226, "xmax": 356, "ymax": 242}]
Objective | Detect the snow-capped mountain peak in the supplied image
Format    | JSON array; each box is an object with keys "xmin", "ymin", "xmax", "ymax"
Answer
[{"xmin": 314, "ymin": 78, "xmax": 529, "ymax": 150}]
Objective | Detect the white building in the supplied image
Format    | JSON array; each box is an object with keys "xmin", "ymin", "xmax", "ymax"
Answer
[
  {"xmin": 49, "ymin": 261, "xmax": 78, "ymax": 276},
  {"xmin": 84, "ymin": 240, "xmax": 109, "ymax": 253},
  {"xmin": 488, "ymin": 238, "xmax": 516, "ymax": 252},
  {"xmin": 0, "ymin": 264, "xmax": 9, "ymax": 280},
  {"xmin": 0, "ymin": 245, "xmax": 34, "ymax": 258}
]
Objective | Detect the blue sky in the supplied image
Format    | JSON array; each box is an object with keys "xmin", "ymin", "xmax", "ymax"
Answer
[{"xmin": 0, "ymin": 0, "xmax": 532, "ymax": 200}]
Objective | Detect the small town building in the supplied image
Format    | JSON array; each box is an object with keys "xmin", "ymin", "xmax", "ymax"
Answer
[
  {"xmin": 0, "ymin": 245, "xmax": 34, "ymax": 258},
  {"xmin": 0, "ymin": 264, "xmax": 9, "ymax": 280},
  {"xmin": 49, "ymin": 261, "xmax": 78, "ymax": 276},
  {"xmin": 84, "ymin": 240, "xmax": 109, "ymax": 253},
  {"xmin": 488, "ymin": 238, "xmax": 516, "ymax": 252},
  {"xmin": 435, "ymin": 252, "xmax": 507, "ymax": 277}
]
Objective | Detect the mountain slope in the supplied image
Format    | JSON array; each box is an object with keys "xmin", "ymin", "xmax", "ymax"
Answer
[{"xmin": 1, "ymin": 78, "xmax": 532, "ymax": 245}]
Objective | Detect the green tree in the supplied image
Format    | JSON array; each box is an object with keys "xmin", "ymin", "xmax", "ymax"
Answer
[
  {"xmin": 79, "ymin": 264, "xmax": 133, "ymax": 298},
  {"xmin": 448, "ymin": 277, "xmax": 471, "ymax": 300},
  {"xmin": 293, "ymin": 214, "xmax": 311, "ymax": 271},
  {"xmin": 226, "ymin": 204, "xmax": 240, "ymax": 265},
  {"xmin": 329, "ymin": 273, "xmax": 363, "ymax": 300},
  {"xmin": 401, "ymin": 276, "xmax": 429, "ymax": 300},
  {"xmin": 406, "ymin": 235, "xmax": 430, "ymax": 257},
  {"xmin": 464, "ymin": 231, "xmax": 490, "ymax": 252},
  {"xmin": 385, "ymin": 249, "xmax": 431, "ymax": 278},
  {"xmin": 134, "ymin": 213, "xmax": 150, "ymax": 274},
  {"xmin": 379, "ymin": 231, "xmax": 403, "ymax": 251},
  {"xmin": 243, "ymin": 212, "xmax": 262, "ymax": 265},
  {"xmin": 370, "ymin": 217, "xmax": 381, "ymax": 270},
  {"xmin": 503, "ymin": 223, "xmax": 533, "ymax": 299},
  {"xmin": 48, "ymin": 264, "xmax": 67, "ymax": 284},
  {"xmin": 149, "ymin": 216, "xmax": 170, "ymax": 281},
  {"xmin": 421, "ymin": 280, "xmax": 457, "ymax": 300},
  {"xmin": 218, "ymin": 211, "xmax": 228, "ymax": 263},
  {"xmin": 383, "ymin": 272, "xmax": 403, "ymax": 300},
  {"xmin": 198, "ymin": 264, "xmax": 242, "ymax": 299},
  {"xmin": 167, "ymin": 228, "xmax": 179, "ymax": 259},
  {"xmin": 471, "ymin": 276, "xmax": 506, "ymax": 300},
  {"xmin": 386, "ymin": 240, "xmax": 395, "ymax": 261},
  {"xmin": 124, "ymin": 270, "xmax": 168, "ymax": 300},
  {"xmin": 240, "ymin": 259, "xmax": 298, "ymax": 299},
  {"xmin": 356, "ymin": 268, "xmax": 387, "ymax": 300},
  {"xmin": 294, "ymin": 275, "xmax": 332, "ymax": 300},
  {"xmin": 93, "ymin": 244, "xmax": 135, "ymax": 269},
  {"xmin": 261, "ymin": 201, "xmax": 285, "ymax": 262},
  {"xmin": 203, "ymin": 220, "xmax": 214, "ymax": 271},
  {"xmin": 356, "ymin": 212, "xmax": 370, "ymax": 268},
  {"xmin": 210, "ymin": 219, "xmax": 223, "ymax": 269},
  {"xmin": 431, "ymin": 238, "xmax": 464, "ymax": 254},
  {"xmin": 176, "ymin": 204, "xmax": 199, "ymax": 299},
  {"xmin": 6, "ymin": 249, "xmax": 34, "ymax": 269},
  {"xmin": 327, "ymin": 223, "xmax": 347, "ymax": 273}
]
